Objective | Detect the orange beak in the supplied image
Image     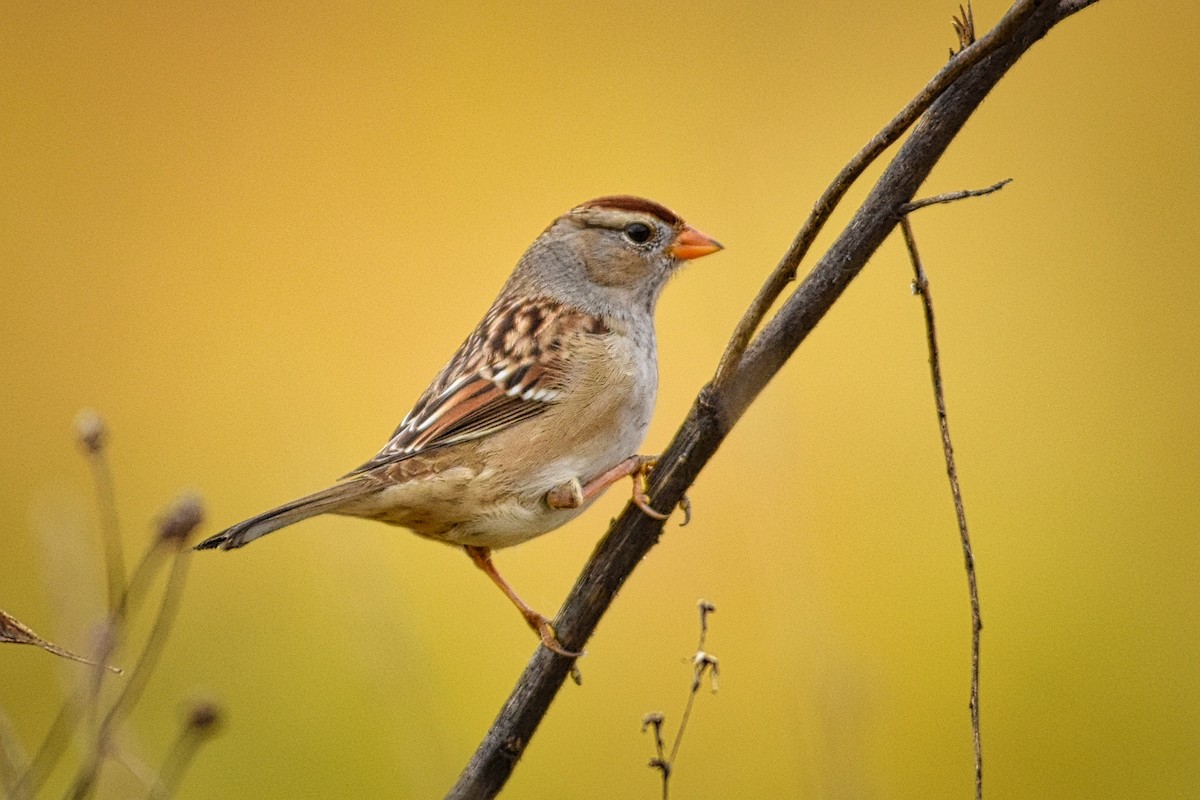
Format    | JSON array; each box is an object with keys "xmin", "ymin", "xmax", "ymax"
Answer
[{"xmin": 667, "ymin": 225, "xmax": 723, "ymax": 261}]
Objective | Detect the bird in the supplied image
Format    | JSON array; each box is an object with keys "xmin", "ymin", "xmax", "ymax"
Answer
[{"xmin": 195, "ymin": 195, "xmax": 722, "ymax": 655}]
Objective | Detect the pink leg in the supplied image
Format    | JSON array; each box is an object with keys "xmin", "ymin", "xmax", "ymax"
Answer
[
  {"xmin": 464, "ymin": 545, "xmax": 582, "ymax": 658},
  {"xmin": 547, "ymin": 455, "xmax": 670, "ymax": 520},
  {"xmin": 589, "ymin": 455, "xmax": 668, "ymax": 519}
]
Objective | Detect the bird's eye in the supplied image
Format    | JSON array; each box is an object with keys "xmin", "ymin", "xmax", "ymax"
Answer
[{"xmin": 623, "ymin": 222, "xmax": 653, "ymax": 244}]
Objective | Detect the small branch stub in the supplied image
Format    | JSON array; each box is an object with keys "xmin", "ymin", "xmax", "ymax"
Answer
[
  {"xmin": 952, "ymin": 2, "xmax": 978, "ymax": 57},
  {"xmin": 900, "ymin": 178, "xmax": 1011, "ymax": 214}
]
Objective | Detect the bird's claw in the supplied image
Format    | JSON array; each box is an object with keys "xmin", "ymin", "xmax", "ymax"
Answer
[
  {"xmin": 630, "ymin": 456, "xmax": 692, "ymax": 525},
  {"xmin": 677, "ymin": 493, "xmax": 692, "ymax": 527},
  {"xmin": 528, "ymin": 613, "xmax": 584, "ymax": 658}
]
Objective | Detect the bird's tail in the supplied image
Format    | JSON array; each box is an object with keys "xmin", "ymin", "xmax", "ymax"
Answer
[{"xmin": 194, "ymin": 479, "xmax": 377, "ymax": 551}]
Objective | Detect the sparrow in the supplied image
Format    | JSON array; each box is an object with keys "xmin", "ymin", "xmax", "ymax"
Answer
[{"xmin": 196, "ymin": 196, "xmax": 722, "ymax": 655}]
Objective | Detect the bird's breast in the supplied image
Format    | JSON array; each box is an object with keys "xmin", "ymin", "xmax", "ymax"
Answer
[{"xmin": 368, "ymin": 325, "xmax": 661, "ymax": 550}]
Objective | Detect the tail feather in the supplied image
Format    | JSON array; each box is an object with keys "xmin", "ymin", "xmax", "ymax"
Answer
[{"xmin": 195, "ymin": 480, "xmax": 375, "ymax": 551}]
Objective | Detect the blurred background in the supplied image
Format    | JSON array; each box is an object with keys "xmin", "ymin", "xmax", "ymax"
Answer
[{"xmin": 2, "ymin": 1, "xmax": 1196, "ymax": 797}]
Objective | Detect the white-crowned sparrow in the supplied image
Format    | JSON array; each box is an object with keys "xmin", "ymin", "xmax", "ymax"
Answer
[{"xmin": 196, "ymin": 196, "xmax": 722, "ymax": 654}]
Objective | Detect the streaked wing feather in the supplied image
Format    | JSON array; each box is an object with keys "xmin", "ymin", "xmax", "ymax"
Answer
[
  {"xmin": 405, "ymin": 362, "xmax": 556, "ymax": 450},
  {"xmin": 346, "ymin": 297, "xmax": 606, "ymax": 476}
]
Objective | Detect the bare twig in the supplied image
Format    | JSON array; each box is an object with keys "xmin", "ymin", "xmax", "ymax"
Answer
[
  {"xmin": 640, "ymin": 713, "xmax": 668, "ymax": 799},
  {"xmin": 108, "ymin": 742, "xmax": 158, "ymax": 792},
  {"xmin": 10, "ymin": 499, "xmax": 186, "ymax": 800},
  {"xmin": 0, "ymin": 709, "xmax": 27, "ymax": 796},
  {"xmin": 9, "ymin": 443, "xmax": 179, "ymax": 800},
  {"xmin": 7, "ymin": 421, "xmax": 210, "ymax": 800},
  {"xmin": 711, "ymin": 0, "xmax": 1040, "ymax": 390},
  {"xmin": 9, "ymin": 691, "xmax": 80, "ymax": 800},
  {"xmin": 643, "ymin": 601, "xmax": 720, "ymax": 800},
  {"xmin": 74, "ymin": 410, "xmax": 126, "ymax": 615},
  {"xmin": 447, "ymin": 2, "xmax": 1098, "ymax": 797},
  {"xmin": 65, "ymin": 497, "xmax": 201, "ymax": 800},
  {"xmin": 899, "ymin": 214, "xmax": 984, "ymax": 800},
  {"xmin": 145, "ymin": 701, "xmax": 223, "ymax": 800},
  {"xmin": 901, "ymin": 179, "xmax": 1011, "ymax": 213},
  {"xmin": 670, "ymin": 602, "xmax": 718, "ymax": 768},
  {"xmin": 0, "ymin": 611, "xmax": 120, "ymax": 672}
]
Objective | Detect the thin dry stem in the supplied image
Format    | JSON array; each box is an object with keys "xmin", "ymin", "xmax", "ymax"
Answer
[
  {"xmin": 0, "ymin": 611, "xmax": 120, "ymax": 673},
  {"xmin": 899, "ymin": 215, "xmax": 984, "ymax": 800},
  {"xmin": 108, "ymin": 742, "xmax": 157, "ymax": 792},
  {"xmin": 640, "ymin": 713, "xmax": 669, "ymax": 799},
  {"xmin": 145, "ymin": 702, "xmax": 223, "ymax": 800},
  {"xmin": 0, "ymin": 709, "xmax": 27, "ymax": 796},
  {"xmin": 12, "ymin": 529, "xmax": 177, "ymax": 799},
  {"xmin": 75, "ymin": 410, "xmax": 127, "ymax": 615},
  {"xmin": 901, "ymin": 179, "xmax": 1011, "ymax": 213},
  {"xmin": 9, "ymin": 691, "xmax": 79, "ymax": 800},
  {"xmin": 66, "ymin": 543, "xmax": 194, "ymax": 800},
  {"xmin": 644, "ymin": 601, "xmax": 719, "ymax": 800},
  {"xmin": 711, "ymin": 0, "xmax": 1040, "ymax": 389},
  {"xmin": 8, "ymin": 427, "xmax": 210, "ymax": 800}
]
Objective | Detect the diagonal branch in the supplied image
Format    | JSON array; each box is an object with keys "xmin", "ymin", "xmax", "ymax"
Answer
[
  {"xmin": 711, "ymin": 0, "xmax": 1037, "ymax": 389},
  {"xmin": 447, "ymin": 2, "xmax": 1098, "ymax": 797}
]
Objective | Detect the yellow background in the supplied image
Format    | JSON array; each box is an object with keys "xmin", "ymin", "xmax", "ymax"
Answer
[{"xmin": 3, "ymin": 2, "xmax": 1197, "ymax": 797}]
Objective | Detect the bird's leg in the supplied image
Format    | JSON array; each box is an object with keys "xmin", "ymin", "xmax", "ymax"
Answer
[
  {"xmin": 463, "ymin": 545, "xmax": 582, "ymax": 658},
  {"xmin": 547, "ymin": 455, "xmax": 686, "ymax": 521}
]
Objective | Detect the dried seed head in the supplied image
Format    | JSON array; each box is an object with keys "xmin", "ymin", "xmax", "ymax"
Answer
[
  {"xmin": 692, "ymin": 651, "xmax": 720, "ymax": 693},
  {"xmin": 74, "ymin": 409, "xmax": 107, "ymax": 454},
  {"xmin": 641, "ymin": 712, "xmax": 665, "ymax": 732},
  {"xmin": 158, "ymin": 493, "xmax": 205, "ymax": 543},
  {"xmin": 186, "ymin": 699, "xmax": 223, "ymax": 734}
]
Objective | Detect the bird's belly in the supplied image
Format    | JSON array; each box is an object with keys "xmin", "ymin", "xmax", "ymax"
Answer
[
  {"xmin": 346, "ymin": 331, "xmax": 657, "ymax": 549},
  {"xmin": 441, "ymin": 495, "xmax": 590, "ymax": 548},
  {"xmin": 341, "ymin": 461, "xmax": 598, "ymax": 549},
  {"xmin": 439, "ymin": 401, "xmax": 652, "ymax": 548}
]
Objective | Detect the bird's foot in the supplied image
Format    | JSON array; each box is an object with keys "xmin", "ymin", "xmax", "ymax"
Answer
[
  {"xmin": 524, "ymin": 610, "xmax": 584, "ymax": 658},
  {"xmin": 628, "ymin": 456, "xmax": 691, "ymax": 524},
  {"xmin": 544, "ymin": 456, "xmax": 691, "ymax": 522}
]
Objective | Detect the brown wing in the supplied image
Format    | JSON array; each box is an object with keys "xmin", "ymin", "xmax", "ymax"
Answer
[{"xmin": 345, "ymin": 297, "xmax": 608, "ymax": 476}]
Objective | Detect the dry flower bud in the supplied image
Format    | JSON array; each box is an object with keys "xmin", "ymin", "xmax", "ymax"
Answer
[
  {"xmin": 641, "ymin": 712, "xmax": 665, "ymax": 732},
  {"xmin": 158, "ymin": 493, "xmax": 205, "ymax": 543},
  {"xmin": 186, "ymin": 699, "xmax": 223, "ymax": 734},
  {"xmin": 692, "ymin": 651, "xmax": 720, "ymax": 693},
  {"xmin": 74, "ymin": 409, "xmax": 107, "ymax": 454}
]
